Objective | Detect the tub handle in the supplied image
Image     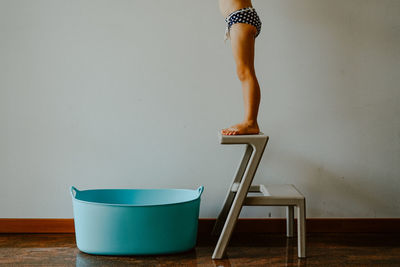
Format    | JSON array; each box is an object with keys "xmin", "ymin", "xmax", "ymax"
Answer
[
  {"xmin": 197, "ymin": 186, "xmax": 204, "ymax": 196},
  {"xmin": 70, "ymin": 186, "xmax": 79, "ymax": 198}
]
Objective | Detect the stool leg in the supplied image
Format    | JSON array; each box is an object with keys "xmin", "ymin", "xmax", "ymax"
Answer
[
  {"xmin": 297, "ymin": 199, "xmax": 306, "ymax": 258},
  {"xmin": 286, "ymin": 206, "xmax": 294, "ymax": 237},
  {"xmin": 212, "ymin": 143, "xmax": 265, "ymax": 259},
  {"xmin": 212, "ymin": 145, "xmax": 253, "ymax": 236}
]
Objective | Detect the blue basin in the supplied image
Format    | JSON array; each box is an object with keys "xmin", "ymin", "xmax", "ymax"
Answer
[{"xmin": 70, "ymin": 185, "xmax": 204, "ymax": 255}]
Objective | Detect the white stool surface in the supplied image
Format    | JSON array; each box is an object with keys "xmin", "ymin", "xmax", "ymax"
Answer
[
  {"xmin": 262, "ymin": 184, "xmax": 304, "ymax": 199},
  {"xmin": 218, "ymin": 132, "xmax": 268, "ymax": 144}
]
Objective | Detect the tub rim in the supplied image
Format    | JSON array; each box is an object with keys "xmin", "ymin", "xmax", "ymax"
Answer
[{"xmin": 70, "ymin": 185, "xmax": 204, "ymax": 207}]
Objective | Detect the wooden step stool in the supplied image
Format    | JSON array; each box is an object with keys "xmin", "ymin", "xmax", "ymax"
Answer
[{"xmin": 211, "ymin": 132, "xmax": 306, "ymax": 259}]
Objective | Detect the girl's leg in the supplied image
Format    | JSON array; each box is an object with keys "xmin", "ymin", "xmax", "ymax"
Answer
[{"xmin": 221, "ymin": 23, "xmax": 261, "ymax": 135}]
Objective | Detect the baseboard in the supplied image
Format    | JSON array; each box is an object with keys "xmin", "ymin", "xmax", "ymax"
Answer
[{"xmin": 0, "ymin": 218, "xmax": 398, "ymax": 234}]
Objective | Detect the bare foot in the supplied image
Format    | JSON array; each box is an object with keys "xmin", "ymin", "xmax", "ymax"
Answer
[{"xmin": 221, "ymin": 121, "xmax": 260, "ymax": 135}]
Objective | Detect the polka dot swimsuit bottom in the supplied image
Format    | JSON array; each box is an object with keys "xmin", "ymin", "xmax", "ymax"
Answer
[{"xmin": 224, "ymin": 7, "xmax": 262, "ymax": 42}]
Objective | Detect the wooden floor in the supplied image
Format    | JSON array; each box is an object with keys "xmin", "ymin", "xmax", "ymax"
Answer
[{"xmin": 1, "ymin": 233, "xmax": 399, "ymax": 266}]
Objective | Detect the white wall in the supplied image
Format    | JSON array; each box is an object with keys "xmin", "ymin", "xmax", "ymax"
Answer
[{"xmin": 0, "ymin": 0, "xmax": 399, "ymax": 218}]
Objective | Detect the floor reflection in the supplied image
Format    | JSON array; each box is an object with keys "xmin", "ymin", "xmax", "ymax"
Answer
[
  {"xmin": 1, "ymin": 233, "xmax": 398, "ymax": 266},
  {"xmin": 75, "ymin": 248, "xmax": 199, "ymax": 267}
]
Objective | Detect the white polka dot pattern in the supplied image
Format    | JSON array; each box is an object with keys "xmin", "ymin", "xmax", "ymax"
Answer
[{"xmin": 224, "ymin": 7, "xmax": 262, "ymax": 41}]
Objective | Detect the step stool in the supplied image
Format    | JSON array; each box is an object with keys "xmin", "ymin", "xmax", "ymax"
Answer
[{"xmin": 211, "ymin": 132, "xmax": 306, "ymax": 259}]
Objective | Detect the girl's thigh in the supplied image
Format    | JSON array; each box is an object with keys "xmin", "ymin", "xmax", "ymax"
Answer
[{"xmin": 229, "ymin": 23, "xmax": 257, "ymax": 69}]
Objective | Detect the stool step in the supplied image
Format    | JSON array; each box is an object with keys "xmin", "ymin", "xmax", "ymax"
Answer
[
  {"xmin": 231, "ymin": 183, "xmax": 305, "ymax": 206},
  {"xmin": 230, "ymin": 183, "xmax": 264, "ymax": 193},
  {"xmin": 232, "ymin": 183, "xmax": 304, "ymax": 198}
]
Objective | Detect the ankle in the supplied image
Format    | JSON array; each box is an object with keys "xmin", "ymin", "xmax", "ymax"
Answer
[{"xmin": 243, "ymin": 119, "xmax": 258, "ymax": 126}]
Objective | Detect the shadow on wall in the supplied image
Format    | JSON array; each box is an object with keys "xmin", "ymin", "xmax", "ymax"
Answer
[{"xmin": 258, "ymin": 147, "xmax": 393, "ymax": 218}]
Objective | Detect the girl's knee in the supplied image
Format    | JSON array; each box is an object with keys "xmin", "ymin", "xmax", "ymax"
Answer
[{"xmin": 236, "ymin": 64, "xmax": 255, "ymax": 81}]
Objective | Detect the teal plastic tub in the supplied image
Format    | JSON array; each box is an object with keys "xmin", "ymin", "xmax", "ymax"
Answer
[{"xmin": 70, "ymin": 185, "xmax": 204, "ymax": 255}]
